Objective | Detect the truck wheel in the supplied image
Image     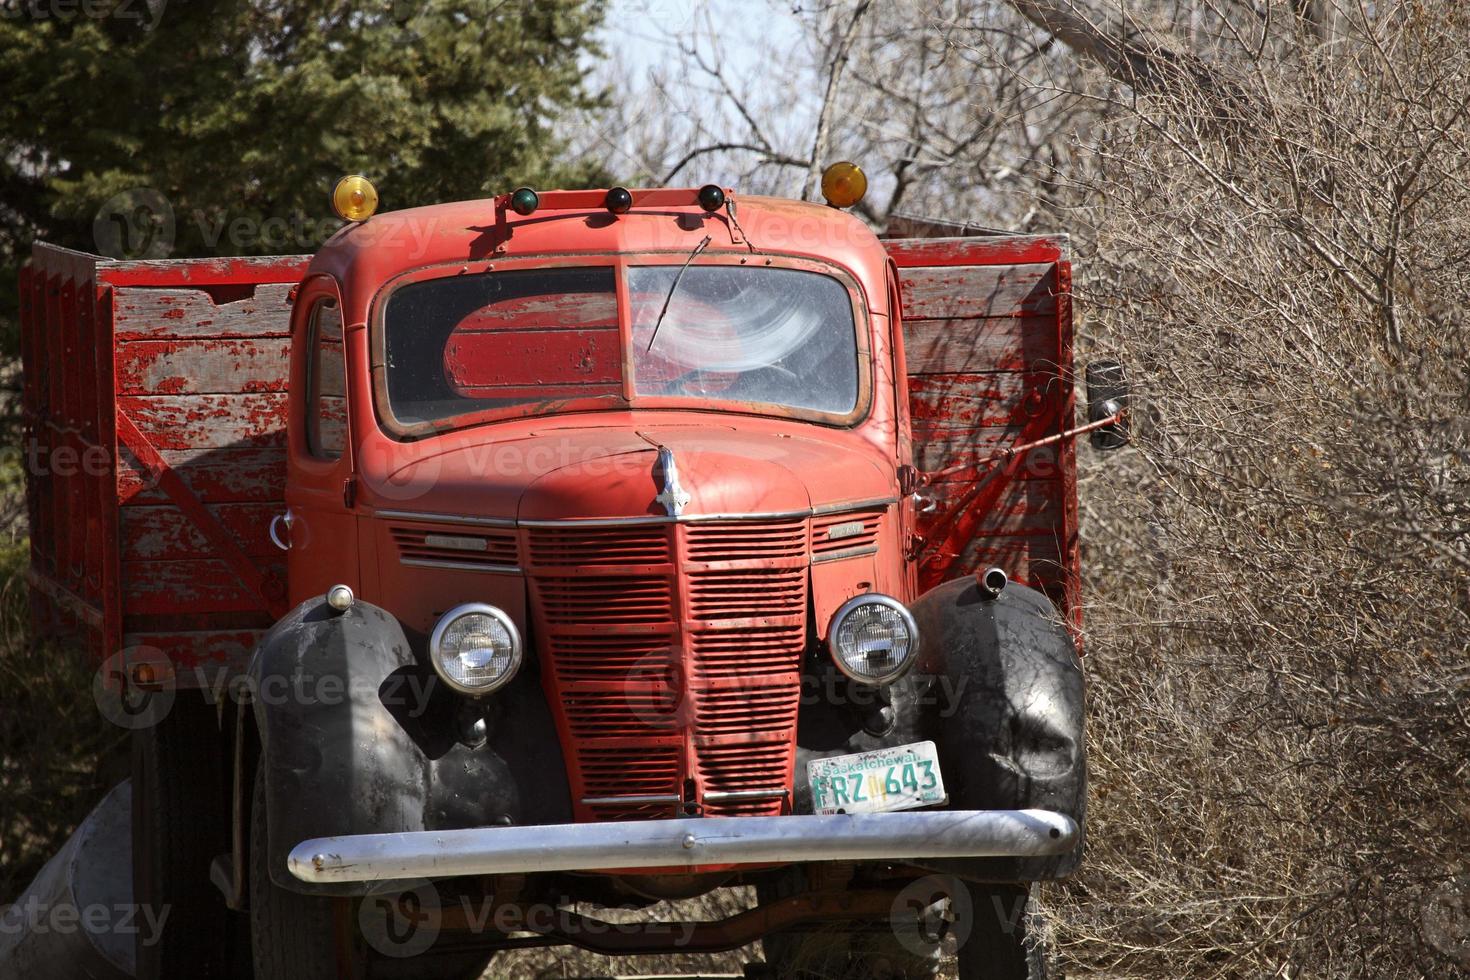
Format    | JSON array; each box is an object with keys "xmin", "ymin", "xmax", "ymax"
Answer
[
  {"xmin": 132, "ymin": 694, "xmax": 244, "ymax": 979},
  {"xmin": 248, "ymin": 765, "xmax": 342, "ymax": 979},
  {"xmin": 249, "ymin": 766, "xmax": 493, "ymax": 980},
  {"xmin": 955, "ymin": 884, "xmax": 1049, "ymax": 980}
]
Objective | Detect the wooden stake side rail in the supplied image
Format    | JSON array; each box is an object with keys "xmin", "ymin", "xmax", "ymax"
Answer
[
  {"xmin": 884, "ymin": 236, "xmax": 1081, "ymax": 633},
  {"xmin": 21, "ymin": 244, "xmax": 308, "ymax": 682}
]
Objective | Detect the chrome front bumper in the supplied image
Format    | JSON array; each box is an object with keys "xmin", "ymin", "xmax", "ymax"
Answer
[{"xmin": 288, "ymin": 809, "xmax": 1078, "ymax": 884}]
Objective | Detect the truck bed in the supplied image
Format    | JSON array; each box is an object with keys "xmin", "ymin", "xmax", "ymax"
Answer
[{"xmin": 21, "ymin": 244, "xmax": 306, "ymax": 676}]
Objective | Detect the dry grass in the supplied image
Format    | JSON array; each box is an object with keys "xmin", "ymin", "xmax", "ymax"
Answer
[{"xmin": 0, "ymin": 539, "xmax": 129, "ymax": 904}]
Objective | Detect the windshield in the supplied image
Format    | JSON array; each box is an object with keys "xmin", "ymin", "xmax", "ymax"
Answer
[{"xmin": 378, "ymin": 262, "xmax": 861, "ymax": 435}]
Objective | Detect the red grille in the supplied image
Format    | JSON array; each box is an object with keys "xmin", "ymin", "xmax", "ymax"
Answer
[
  {"xmin": 547, "ymin": 633, "xmax": 674, "ymax": 681},
  {"xmin": 390, "ymin": 524, "xmax": 519, "ymax": 567},
  {"xmin": 695, "ymin": 684, "xmax": 800, "ymax": 735},
  {"xmin": 535, "ymin": 575, "xmax": 672, "ymax": 625},
  {"xmin": 689, "ymin": 566, "xmax": 806, "ymax": 621},
  {"xmin": 811, "ymin": 508, "xmax": 884, "ymax": 557},
  {"xmin": 528, "ymin": 525, "xmax": 671, "ymax": 566},
  {"xmin": 686, "ymin": 520, "xmax": 807, "ymax": 562},
  {"xmin": 699, "ymin": 742, "xmax": 796, "ymax": 816},
  {"xmin": 528, "ymin": 519, "xmax": 808, "ymax": 823},
  {"xmin": 579, "ymin": 745, "xmax": 682, "ymax": 821},
  {"xmin": 690, "ymin": 626, "xmax": 804, "ymax": 679}
]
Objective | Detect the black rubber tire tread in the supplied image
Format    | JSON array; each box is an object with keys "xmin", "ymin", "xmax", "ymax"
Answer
[
  {"xmin": 249, "ymin": 764, "xmax": 343, "ymax": 980},
  {"xmin": 956, "ymin": 884, "xmax": 1049, "ymax": 980},
  {"xmin": 132, "ymin": 694, "xmax": 239, "ymax": 979}
]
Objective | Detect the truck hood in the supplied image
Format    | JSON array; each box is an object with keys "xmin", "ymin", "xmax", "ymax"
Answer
[{"xmin": 365, "ymin": 423, "xmax": 895, "ymax": 521}]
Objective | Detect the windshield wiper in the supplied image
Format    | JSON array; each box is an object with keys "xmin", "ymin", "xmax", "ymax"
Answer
[{"xmin": 645, "ymin": 234, "xmax": 711, "ymax": 352}]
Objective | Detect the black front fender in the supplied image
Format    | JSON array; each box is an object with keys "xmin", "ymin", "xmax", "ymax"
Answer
[
  {"xmin": 909, "ymin": 575, "xmax": 1086, "ymax": 881},
  {"xmin": 246, "ymin": 595, "xmax": 571, "ymax": 895}
]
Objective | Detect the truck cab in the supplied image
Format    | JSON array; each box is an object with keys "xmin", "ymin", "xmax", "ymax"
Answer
[{"xmin": 22, "ymin": 175, "xmax": 1124, "ymax": 980}]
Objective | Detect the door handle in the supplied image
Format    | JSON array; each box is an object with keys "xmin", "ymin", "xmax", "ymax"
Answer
[
  {"xmin": 269, "ymin": 511, "xmax": 294, "ymax": 551},
  {"xmin": 910, "ymin": 491, "xmax": 939, "ymax": 514}
]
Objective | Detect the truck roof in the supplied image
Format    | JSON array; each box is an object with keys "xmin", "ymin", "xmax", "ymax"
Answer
[{"xmin": 307, "ymin": 192, "xmax": 892, "ymax": 318}]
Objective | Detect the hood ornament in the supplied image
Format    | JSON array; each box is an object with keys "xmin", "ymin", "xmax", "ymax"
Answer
[{"xmin": 654, "ymin": 446, "xmax": 691, "ymax": 517}]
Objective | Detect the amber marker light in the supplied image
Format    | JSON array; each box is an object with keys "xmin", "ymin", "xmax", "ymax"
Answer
[
  {"xmin": 331, "ymin": 175, "xmax": 379, "ymax": 221},
  {"xmin": 820, "ymin": 161, "xmax": 867, "ymax": 209}
]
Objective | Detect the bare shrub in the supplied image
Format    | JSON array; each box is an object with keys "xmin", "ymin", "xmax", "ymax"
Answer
[{"xmin": 1022, "ymin": 2, "xmax": 1470, "ymax": 975}]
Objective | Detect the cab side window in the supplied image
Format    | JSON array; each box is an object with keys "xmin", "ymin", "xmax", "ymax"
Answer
[{"xmin": 306, "ymin": 299, "xmax": 347, "ymax": 460}]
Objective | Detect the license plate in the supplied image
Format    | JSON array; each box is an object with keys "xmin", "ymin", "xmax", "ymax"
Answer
[{"xmin": 807, "ymin": 741, "xmax": 947, "ymax": 815}]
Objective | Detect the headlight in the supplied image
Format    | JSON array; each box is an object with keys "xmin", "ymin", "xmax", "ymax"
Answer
[
  {"xmin": 827, "ymin": 594, "xmax": 919, "ymax": 685},
  {"xmin": 428, "ymin": 603, "xmax": 522, "ymax": 696}
]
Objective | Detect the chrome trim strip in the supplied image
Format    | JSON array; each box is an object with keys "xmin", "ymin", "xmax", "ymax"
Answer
[
  {"xmin": 811, "ymin": 496, "xmax": 897, "ymax": 516},
  {"xmin": 289, "ymin": 810, "xmax": 1079, "ymax": 882},
  {"xmin": 811, "ymin": 545, "xmax": 880, "ymax": 564},
  {"xmin": 519, "ymin": 515, "xmax": 674, "ymax": 528},
  {"xmin": 400, "ymin": 558, "xmax": 522, "ymax": 574},
  {"xmin": 519, "ymin": 510, "xmax": 811, "ymax": 528},
  {"xmin": 703, "ymin": 788, "xmax": 790, "ymax": 802},
  {"xmin": 377, "ymin": 510, "xmax": 517, "ymax": 528},
  {"xmin": 379, "ymin": 499, "xmax": 895, "ymax": 530},
  {"xmin": 580, "ymin": 794, "xmax": 681, "ymax": 806}
]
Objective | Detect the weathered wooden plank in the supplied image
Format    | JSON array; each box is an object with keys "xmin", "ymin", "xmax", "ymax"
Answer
[
  {"xmin": 902, "ymin": 314, "xmax": 1060, "ymax": 375},
  {"xmin": 898, "ymin": 265, "xmax": 1057, "ymax": 320},
  {"xmin": 115, "ymin": 338, "xmax": 291, "ymax": 395},
  {"xmin": 123, "ymin": 630, "xmax": 262, "ymax": 673},
  {"xmin": 884, "ymin": 235, "xmax": 1067, "ymax": 268},
  {"xmin": 121, "ymin": 559, "xmax": 283, "ymax": 615},
  {"xmin": 113, "ymin": 283, "xmax": 295, "ymax": 340},
  {"xmin": 116, "ymin": 393, "xmax": 287, "ymax": 449},
  {"xmin": 121, "ymin": 502, "xmax": 280, "ymax": 560},
  {"xmin": 99, "ymin": 255, "xmax": 309, "ymax": 289},
  {"xmin": 920, "ymin": 478, "xmax": 1063, "ymax": 535},
  {"xmin": 445, "ymin": 327, "xmax": 622, "ymax": 392},
  {"xmin": 914, "ymin": 436, "xmax": 1069, "ymax": 480},
  {"xmin": 118, "ymin": 447, "xmax": 286, "ymax": 504},
  {"xmin": 450, "ymin": 291, "xmax": 618, "ymax": 331},
  {"xmin": 925, "ymin": 533, "xmax": 1067, "ymax": 589},
  {"xmin": 909, "ymin": 372, "xmax": 1056, "ymax": 431}
]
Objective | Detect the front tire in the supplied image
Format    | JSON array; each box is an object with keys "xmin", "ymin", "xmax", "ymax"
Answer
[
  {"xmin": 248, "ymin": 766, "xmax": 342, "ymax": 979},
  {"xmin": 248, "ymin": 765, "xmax": 494, "ymax": 980},
  {"xmin": 956, "ymin": 884, "xmax": 1049, "ymax": 980},
  {"xmin": 132, "ymin": 694, "xmax": 244, "ymax": 979}
]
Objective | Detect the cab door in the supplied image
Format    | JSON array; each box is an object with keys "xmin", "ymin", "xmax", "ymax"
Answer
[{"xmin": 277, "ymin": 276, "xmax": 359, "ymax": 605}]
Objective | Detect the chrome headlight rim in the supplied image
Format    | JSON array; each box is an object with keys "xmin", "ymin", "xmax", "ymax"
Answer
[
  {"xmin": 826, "ymin": 592, "xmax": 920, "ymax": 686},
  {"xmin": 428, "ymin": 602, "xmax": 523, "ymax": 697}
]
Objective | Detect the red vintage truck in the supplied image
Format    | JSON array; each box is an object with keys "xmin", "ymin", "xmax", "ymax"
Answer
[{"xmin": 20, "ymin": 171, "xmax": 1126, "ymax": 980}]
